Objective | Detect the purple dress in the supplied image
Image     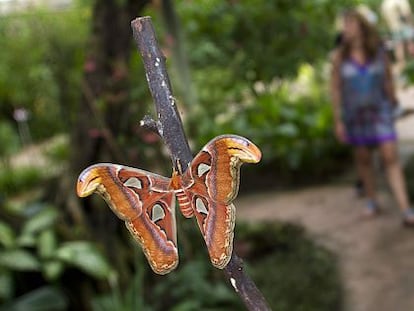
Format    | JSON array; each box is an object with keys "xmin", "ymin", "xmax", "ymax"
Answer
[{"xmin": 340, "ymin": 52, "xmax": 396, "ymax": 146}]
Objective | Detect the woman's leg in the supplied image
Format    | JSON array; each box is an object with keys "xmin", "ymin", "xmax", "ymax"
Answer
[
  {"xmin": 378, "ymin": 141, "xmax": 412, "ymax": 215},
  {"xmin": 354, "ymin": 146, "xmax": 376, "ymax": 203}
]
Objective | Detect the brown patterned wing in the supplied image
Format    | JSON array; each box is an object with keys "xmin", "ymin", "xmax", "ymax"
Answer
[
  {"xmin": 180, "ymin": 135, "xmax": 261, "ymax": 269},
  {"xmin": 76, "ymin": 163, "xmax": 178, "ymax": 275}
]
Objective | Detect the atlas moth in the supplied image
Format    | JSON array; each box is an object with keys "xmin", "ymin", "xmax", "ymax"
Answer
[{"xmin": 76, "ymin": 134, "xmax": 261, "ymax": 274}]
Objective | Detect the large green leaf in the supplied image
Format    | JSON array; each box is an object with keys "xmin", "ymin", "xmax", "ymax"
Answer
[
  {"xmin": 21, "ymin": 206, "xmax": 58, "ymax": 236},
  {"xmin": 0, "ymin": 221, "xmax": 15, "ymax": 248},
  {"xmin": 42, "ymin": 260, "xmax": 64, "ymax": 282},
  {"xmin": 0, "ymin": 249, "xmax": 40, "ymax": 271},
  {"xmin": 55, "ymin": 241, "xmax": 113, "ymax": 279},
  {"xmin": 37, "ymin": 229, "xmax": 57, "ymax": 259},
  {"xmin": 0, "ymin": 286, "xmax": 67, "ymax": 311},
  {"xmin": 16, "ymin": 233, "xmax": 37, "ymax": 248}
]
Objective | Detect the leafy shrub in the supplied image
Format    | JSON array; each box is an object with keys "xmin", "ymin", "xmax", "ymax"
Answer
[
  {"xmin": 0, "ymin": 286, "xmax": 68, "ymax": 311},
  {"xmin": 0, "ymin": 7, "xmax": 89, "ymax": 140},
  {"xmin": 92, "ymin": 220, "xmax": 342, "ymax": 311},
  {"xmin": 196, "ymin": 83, "xmax": 338, "ymax": 167},
  {"xmin": 0, "ymin": 121, "xmax": 20, "ymax": 159},
  {"xmin": 0, "ymin": 166, "xmax": 44, "ymax": 196},
  {"xmin": 0, "ymin": 201, "xmax": 114, "ymax": 305},
  {"xmin": 177, "ymin": 0, "xmax": 355, "ymax": 83},
  {"xmin": 190, "ymin": 64, "xmax": 349, "ymax": 184},
  {"xmin": 237, "ymin": 222, "xmax": 342, "ymax": 311},
  {"xmin": 43, "ymin": 135, "xmax": 69, "ymax": 164}
]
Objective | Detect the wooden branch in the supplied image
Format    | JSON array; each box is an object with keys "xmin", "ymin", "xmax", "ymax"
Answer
[
  {"xmin": 131, "ymin": 16, "xmax": 271, "ymax": 311},
  {"xmin": 131, "ymin": 17, "xmax": 192, "ymax": 172}
]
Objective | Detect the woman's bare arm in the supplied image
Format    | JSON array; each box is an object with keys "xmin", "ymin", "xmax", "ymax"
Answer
[{"xmin": 383, "ymin": 52, "xmax": 398, "ymax": 105}]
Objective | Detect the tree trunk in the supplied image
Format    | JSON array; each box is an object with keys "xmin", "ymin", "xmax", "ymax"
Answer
[
  {"xmin": 71, "ymin": 0, "xmax": 149, "ymax": 174},
  {"xmin": 65, "ymin": 1, "xmax": 149, "ymax": 308}
]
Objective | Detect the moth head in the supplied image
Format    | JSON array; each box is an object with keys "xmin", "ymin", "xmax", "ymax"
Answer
[
  {"xmin": 223, "ymin": 136, "xmax": 262, "ymax": 164},
  {"xmin": 76, "ymin": 166, "xmax": 103, "ymax": 197}
]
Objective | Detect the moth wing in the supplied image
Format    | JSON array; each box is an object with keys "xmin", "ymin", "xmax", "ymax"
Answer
[
  {"xmin": 191, "ymin": 135, "xmax": 262, "ymax": 205},
  {"xmin": 186, "ymin": 190, "xmax": 235, "ymax": 269},
  {"xmin": 76, "ymin": 163, "xmax": 178, "ymax": 274},
  {"xmin": 181, "ymin": 135, "xmax": 261, "ymax": 268},
  {"xmin": 125, "ymin": 192, "xmax": 178, "ymax": 275}
]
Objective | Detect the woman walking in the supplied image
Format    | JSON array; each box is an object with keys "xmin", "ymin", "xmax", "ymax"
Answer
[{"xmin": 330, "ymin": 9, "xmax": 414, "ymax": 225}]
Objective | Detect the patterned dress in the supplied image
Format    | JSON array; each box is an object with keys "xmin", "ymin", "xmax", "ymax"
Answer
[{"xmin": 340, "ymin": 52, "xmax": 396, "ymax": 146}]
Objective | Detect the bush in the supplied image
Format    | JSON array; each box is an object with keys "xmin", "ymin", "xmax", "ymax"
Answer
[
  {"xmin": 0, "ymin": 200, "xmax": 114, "ymax": 306},
  {"xmin": 91, "ymin": 220, "xmax": 342, "ymax": 311},
  {"xmin": 0, "ymin": 7, "xmax": 89, "ymax": 140},
  {"xmin": 0, "ymin": 122, "xmax": 20, "ymax": 159},
  {"xmin": 191, "ymin": 64, "xmax": 350, "ymax": 185},
  {"xmin": 237, "ymin": 222, "xmax": 342, "ymax": 311},
  {"xmin": 0, "ymin": 166, "xmax": 44, "ymax": 196}
]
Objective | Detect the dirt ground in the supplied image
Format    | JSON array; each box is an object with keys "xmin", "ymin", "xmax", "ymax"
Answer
[{"xmin": 236, "ymin": 88, "xmax": 414, "ymax": 311}]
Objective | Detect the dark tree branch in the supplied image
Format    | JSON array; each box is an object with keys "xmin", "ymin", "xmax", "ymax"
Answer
[
  {"xmin": 140, "ymin": 114, "xmax": 160, "ymax": 136},
  {"xmin": 131, "ymin": 17, "xmax": 192, "ymax": 172},
  {"xmin": 131, "ymin": 16, "xmax": 271, "ymax": 311}
]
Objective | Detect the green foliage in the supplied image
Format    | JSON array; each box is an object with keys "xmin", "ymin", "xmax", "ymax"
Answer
[
  {"xmin": 0, "ymin": 166, "xmax": 44, "ymax": 196},
  {"xmin": 21, "ymin": 206, "xmax": 59, "ymax": 237},
  {"xmin": 168, "ymin": 1, "xmax": 353, "ymax": 177},
  {"xmin": 55, "ymin": 241, "xmax": 114, "ymax": 279},
  {"xmin": 192, "ymin": 63, "xmax": 349, "ymax": 176},
  {"xmin": 0, "ymin": 286, "xmax": 68, "ymax": 311},
  {"xmin": 175, "ymin": 0, "xmax": 356, "ymax": 117},
  {"xmin": 92, "ymin": 221, "xmax": 341, "ymax": 311},
  {"xmin": 177, "ymin": 0, "xmax": 354, "ymax": 82},
  {"xmin": 0, "ymin": 7, "xmax": 89, "ymax": 140},
  {"xmin": 92, "ymin": 233, "xmax": 242, "ymax": 311},
  {"xmin": 0, "ymin": 249, "xmax": 40, "ymax": 271},
  {"xmin": 152, "ymin": 261, "xmax": 242, "ymax": 311},
  {"xmin": 0, "ymin": 201, "xmax": 113, "ymax": 304},
  {"xmin": 43, "ymin": 136, "xmax": 69, "ymax": 164},
  {"xmin": 92, "ymin": 248, "xmax": 152, "ymax": 311},
  {"xmin": 0, "ymin": 222, "xmax": 15, "ymax": 249},
  {"xmin": 0, "ymin": 122, "xmax": 20, "ymax": 159},
  {"xmin": 237, "ymin": 222, "xmax": 342, "ymax": 311}
]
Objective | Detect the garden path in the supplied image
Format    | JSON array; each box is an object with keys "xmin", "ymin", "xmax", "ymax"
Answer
[{"xmin": 236, "ymin": 87, "xmax": 414, "ymax": 311}]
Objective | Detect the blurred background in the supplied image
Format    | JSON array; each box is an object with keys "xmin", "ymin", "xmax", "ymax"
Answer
[{"xmin": 1, "ymin": 0, "xmax": 414, "ymax": 310}]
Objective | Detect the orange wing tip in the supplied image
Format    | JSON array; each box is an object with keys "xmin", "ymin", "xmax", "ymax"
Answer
[
  {"xmin": 240, "ymin": 141, "xmax": 261, "ymax": 164},
  {"xmin": 144, "ymin": 247, "xmax": 179, "ymax": 275},
  {"xmin": 76, "ymin": 167, "xmax": 102, "ymax": 197},
  {"xmin": 208, "ymin": 135, "xmax": 262, "ymax": 164},
  {"xmin": 211, "ymin": 252, "xmax": 232, "ymax": 269},
  {"xmin": 151, "ymin": 260, "xmax": 179, "ymax": 275}
]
